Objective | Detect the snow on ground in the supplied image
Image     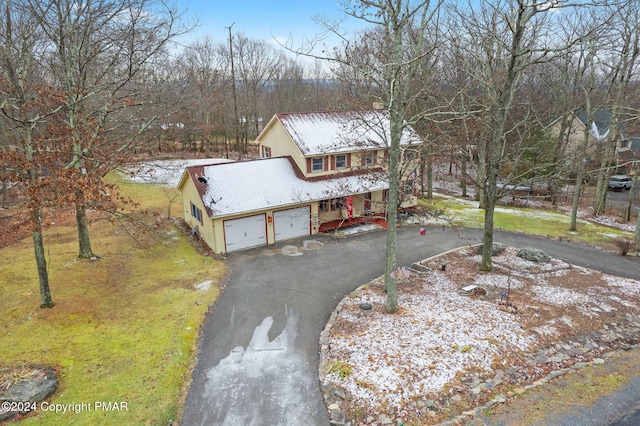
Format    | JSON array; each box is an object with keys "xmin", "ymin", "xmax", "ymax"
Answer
[
  {"xmin": 194, "ymin": 280, "xmax": 213, "ymax": 291},
  {"xmin": 589, "ymin": 215, "xmax": 637, "ymax": 233},
  {"xmin": 327, "ymin": 273, "xmax": 534, "ymax": 416},
  {"xmin": 125, "ymin": 158, "xmax": 233, "ymax": 186},
  {"xmin": 603, "ymin": 275, "xmax": 640, "ymax": 298},
  {"xmin": 431, "ymin": 162, "xmax": 636, "ymax": 233},
  {"xmin": 326, "ymin": 279, "xmax": 533, "ymax": 415},
  {"xmin": 338, "ymin": 223, "xmax": 383, "ymax": 235},
  {"xmin": 322, "ymin": 246, "xmax": 640, "ymax": 420}
]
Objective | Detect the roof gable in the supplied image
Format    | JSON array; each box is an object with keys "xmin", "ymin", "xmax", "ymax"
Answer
[
  {"xmin": 575, "ymin": 109, "xmax": 627, "ymax": 141},
  {"xmin": 275, "ymin": 110, "xmax": 422, "ymax": 156}
]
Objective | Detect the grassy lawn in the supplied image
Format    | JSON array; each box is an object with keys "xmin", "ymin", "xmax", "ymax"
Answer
[
  {"xmin": 0, "ymin": 176, "xmax": 224, "ymax": 425},
  {"xmin": 419, "ymin": 196, "xmax": 634, "ymax": 251}
]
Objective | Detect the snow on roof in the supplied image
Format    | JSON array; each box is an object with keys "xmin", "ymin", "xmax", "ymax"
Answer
[
  {"xmin": 276, "ymin": 110, "xmax": 422, "ymax": 156},
  {"xmin": 200, "ymin": 157, "xmax": 388, "ymax": 217},
  {"xmin": 576, "ymin": 109, "xmax": 626, "ymax": 142},
  {"xmin": 127, "ymin": 158, "xmax": 234, "ymax": 186}
]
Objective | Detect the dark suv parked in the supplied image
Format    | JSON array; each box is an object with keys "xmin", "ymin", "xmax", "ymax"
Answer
[{"xmin": 608, "ymin": 175, "xmax": 633, "ymax": 191}]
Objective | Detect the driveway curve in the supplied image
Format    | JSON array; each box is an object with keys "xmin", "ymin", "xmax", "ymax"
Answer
[{"xmin": 181, "ymin": 226, "xmax": 640, "ymax": 426}]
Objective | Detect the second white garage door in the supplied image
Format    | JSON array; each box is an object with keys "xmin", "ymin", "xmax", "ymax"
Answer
[
  {"xmin": 274, "ymin": 206, "xmax": 310, "ymax": 242},
  {"xmin": 224, "ymin": 214, "xmax": 267, "ymax": 252}
]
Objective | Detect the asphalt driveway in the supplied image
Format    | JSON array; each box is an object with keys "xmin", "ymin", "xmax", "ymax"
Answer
[{"xmin": 181, "ymin": 226, "xmax": 640, "ymax": 426}]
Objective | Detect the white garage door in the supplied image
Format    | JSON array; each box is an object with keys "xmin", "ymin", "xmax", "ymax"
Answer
[
  {"xmin": 224, "ymin": 214, "xmax": 267, "ymax": 252},
  {"xmin": 274, "ymin": 206, "xmax": 310, "ymax": 242}
]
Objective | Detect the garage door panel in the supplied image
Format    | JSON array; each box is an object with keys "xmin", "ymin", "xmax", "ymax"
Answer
[
  {"xmin": 274, "ymin": 206, "xmax": 310, "ymax": 242},
  {"xmin": 224, "ymin": 215, "xmax": 266, "ymax": 252}
]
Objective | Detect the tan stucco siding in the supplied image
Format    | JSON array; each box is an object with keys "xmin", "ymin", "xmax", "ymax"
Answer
[
  {"xmin": 260, "ymin": 119, "xmax": 390, "ymax": 179},
  {"xmin": 259, "ymin": 120, "xmax": 306, "ymax": 170},
  {"xmin": 180, "ymin": 178, "xmax": 217, "ymax": 252},
  {"xmin": 549, "ymin": 117, "xmax": 598, "ymax": 161}
]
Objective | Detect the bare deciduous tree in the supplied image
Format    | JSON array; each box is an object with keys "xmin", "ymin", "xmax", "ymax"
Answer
[
  {"xmin": 0, "ymin": 0, "xmax": 55, "ymax": 307},
  {"xmin": 326, "ymin": 0, "xmax": 445, "ymax": 312},
  {"xmin": 26, "ymin": 0, "xmax": 192, "ymax": 258},
  {"xmin": 448, "ymin": 0, "xmax": 615, "ymax": 271}
]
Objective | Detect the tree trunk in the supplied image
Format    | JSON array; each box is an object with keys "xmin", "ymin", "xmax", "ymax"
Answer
[
  {"xmin": 1, "ymin": 179, "xmax": 6, "ymax": 209},
  {"xmin": 635, "ymin": 203, "xmax": 640, "ymax": 251},
  {"xmin": 593, "ymin": 169, "xmax": 609, "ymax": 216},
  {"xmin": 481, "ymin": 178, "xmax": 497, "ymax": 271},
  {"xmin": 384, "ymin": 112, "xmax": 401, "ymax": 314},
  {"xmin": 426, "ymin": 150, "xmax": 433, "ymax": 200},
  {"xmin": 419, "ymin": 145, "xmax": 426, "ymax": 198},
  {"xmin": 476, "ymin": 140, "xmax": 487, "ymax": 208},
  {"xmin": 624, "ymin": 163, "xmax": 639, "ymax": 222},
  {"xmin": 32, "ymin": 209, "xmax": 53, "ymax": 308},
  {"xmin": 461, "ymin": 148, "xmax": 467, "ymax": 198},
  {"xmin": 569, "ymin": 174, "xmax": 583, "ymax": 232},
  {"xmin": 76, "ymin": 191, "xmax": 93, "ymax": 258}
]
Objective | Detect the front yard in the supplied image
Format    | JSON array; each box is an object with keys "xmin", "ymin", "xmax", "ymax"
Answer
[
  {"xmin": 322, "ymin": 245, "xmax": 640, "ymax": 425},
  {"xmin": 0, "ymin": 177, "xmax": 224, "ymax": 425}
]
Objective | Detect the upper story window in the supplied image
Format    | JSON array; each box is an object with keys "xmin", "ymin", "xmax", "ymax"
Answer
[
  {"xmin": 403, "ymin": 149, "xmax": 417, "ymax": 161},
  {"xmin": 312, "ymin": 157, "xmax": 324, "ymax": 172},
  {"xmin": 364, "ymin": 150, "xmax": 376, "ymax": 166},
  {"xmin": 335, "ymin": 154, "xmax": 347, "ymax": 169},
  {"xmin": 262, "ymin": 145, "xmax": 272, "ymax": 158}
]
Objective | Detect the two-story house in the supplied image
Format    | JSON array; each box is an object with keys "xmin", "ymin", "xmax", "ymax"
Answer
[
  {"xmin": 548, "ymin": 109, "xmax": 630, "ymax": 164},
  {"xmin": 177, "ymin": 110, "xmax": 422, "ymax": 254}
]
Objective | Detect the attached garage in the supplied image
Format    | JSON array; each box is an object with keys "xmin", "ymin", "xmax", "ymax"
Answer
[
  {"xmin": 224, "ymin": 214, "xmax": 267, "ymax": 252},
  {"xmin": 274, "ymin": 206, "xmax": 310, "ymax": 242}
]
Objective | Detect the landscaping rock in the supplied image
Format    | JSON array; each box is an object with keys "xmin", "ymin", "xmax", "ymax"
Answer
[
  {"xmin": 1, "ymin": 366, "xmax": 57, "ymax": 404},
  {"xmin": 329, "ymin": 409, "xmax": 347, "ymax": 425},
  {"xmin": 517, "ymin": 247, "xmax": 550, "ymax": 263},
  {"xmin": 0, "ymin": 365, "xmax": 57, "ymax": 422},
  {"xmin": 409, "ymin": 263, "xmax": 431, "ymax": 274},
  {"xmin": 1, "ymin": 377, "xmax": 57, "ymax": 404},
  {"xmin": 379, "ymin": 414, "xmax": 393, "ymax": 424},
  {"xmin": 476, "ymin": 243, "xmax": 506, "ymax": 256}
]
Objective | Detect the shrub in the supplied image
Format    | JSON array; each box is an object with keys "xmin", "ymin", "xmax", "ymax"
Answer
[
  {"xmin": 326, "ymin": 361, "xmax": 353, "ymax": 379},
  {"xmin": 614, "ymin": 238, "xmax": 634, "ymax": 256}
]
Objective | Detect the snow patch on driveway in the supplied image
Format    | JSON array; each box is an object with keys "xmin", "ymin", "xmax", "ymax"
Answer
[{"xmin": 201, "ymin": 312, "xmax": 320, "ymax": 425}]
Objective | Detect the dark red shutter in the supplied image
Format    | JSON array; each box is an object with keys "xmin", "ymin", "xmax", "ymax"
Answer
[{"xmin": 306, "ymin": 157, "xmax": 311, "ymax": 173}]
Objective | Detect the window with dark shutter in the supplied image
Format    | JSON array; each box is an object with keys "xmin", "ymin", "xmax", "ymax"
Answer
[{"xmin": 312, "ymin": 157, "xmax": 324, "ymax": 172}]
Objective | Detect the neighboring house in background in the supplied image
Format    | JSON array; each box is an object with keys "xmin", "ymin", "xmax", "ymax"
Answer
[
  {"xmin": 177, "ymin": 110, "xmax": 422, "ymax": 254},
  {"xmin": 548, "ymin": 109, "xmax": 629, "ymax": 164},
  {"xmin": 617, "ymin": 133, "xmax": 640, "ymax": 169}
]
